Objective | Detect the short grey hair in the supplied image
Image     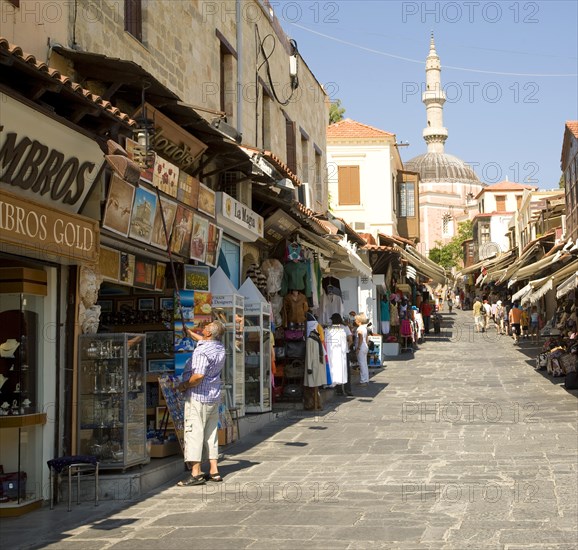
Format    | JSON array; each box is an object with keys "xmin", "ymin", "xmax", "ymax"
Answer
[{"xmin": 207, "ymin": 320, "xmax": 226, "ymax": 340}]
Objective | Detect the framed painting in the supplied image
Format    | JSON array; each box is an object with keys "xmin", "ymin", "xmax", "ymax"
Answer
[
  {"xmin": 160, "ymin": 297, "xmax": 174, "ymax": 310},
  {"xmin": 170, "ymin": 205, "xmax": 194, "ymax": 257},
  {"xmin": 148, "ymin": 359, "xmax": 175, "ymax": 373},
  {"xmin": 205, "ymin": 223, "xmax": 223, "ymax": 268},
  {"xmin": 134, "ymin": 257, "xmax": 157, "ymax": 290},
  {"xmin": 177, "ymin": 171, "xmax": 199, "ymax": 209},
  {"xmin": 99, "ymin": 246, "xmax": 120, "ymax": 282},
  {"xmin": 184, "ymin": 265, "xmax": 210, "ymax": 292},
  {"xmin": 119, "ymin": 252, "xmax": 135, "ymax": 286},
  {"xmin": 155, "ymin": 262, "xmax": 167, "ymax": 291},
  {"xmin": 152, "ymin": 156, "xmax": 179, "ymax": 198},
  {"xmin": 197, "ymin": 183, "xmax": 216, "ymax": 218},
  {"xmin": 138, "ymin": 298, "xmax": 155, "ymax": 311},
  {"xmin": 102, "ymin": 174, "xmax": 135, "ymax": 237},
  {"xmin": 129, "ymin": 186, "xmax": 158, "ymax": 244},
  {"xmin": 190, "ymin": 214, "xmax": 209, "ymax": 263},
  {"xmin": 150, "ymin": 197, "xmax": 178, "ymax": 250}
]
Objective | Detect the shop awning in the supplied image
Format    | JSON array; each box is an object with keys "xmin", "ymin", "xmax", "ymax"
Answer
[
  {"xmin": 512, "ymin": 283, "xmax": 532, "ymax": 303},
  {"xmin": 524, "ymin": 260, "xmax": 578, "ymax": 304},
  {"xmin": 508, "ymin": 250, "xmax": 567, "ymax": 286},
  {"xmin": 557, "ymin": 272, "xmax": 578, "ymax": 299},
  {"xmin": 395, "ymin": 246, "xmax": 446, "ymax": 284}
]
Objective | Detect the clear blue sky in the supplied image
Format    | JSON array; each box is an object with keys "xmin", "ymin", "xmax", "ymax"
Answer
[{"xmin": 273, "ymin": 0, "xmax": 578, "ymax": 188}]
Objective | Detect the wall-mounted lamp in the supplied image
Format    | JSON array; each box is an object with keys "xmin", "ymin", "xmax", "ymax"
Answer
[{"xmin": 211, "ymin": 117, "xmax": 242, "ymax": 143}]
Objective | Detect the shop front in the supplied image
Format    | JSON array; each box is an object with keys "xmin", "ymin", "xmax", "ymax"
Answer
[{"xmin": 0, "ymin": 90, "xmax": 104, "ymax": 515}]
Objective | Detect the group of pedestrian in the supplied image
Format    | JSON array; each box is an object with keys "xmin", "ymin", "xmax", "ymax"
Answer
[{"xmin": 471, "ymin": 296, "xmax": 543, "ymax": 344}]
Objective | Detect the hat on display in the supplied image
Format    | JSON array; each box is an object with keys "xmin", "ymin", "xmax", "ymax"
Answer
[{"xmin": 331, "ymin": 313, "xmax": 344, "ymax": 324}]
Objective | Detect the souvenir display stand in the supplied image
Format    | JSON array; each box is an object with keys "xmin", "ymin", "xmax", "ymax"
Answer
[
  {"xmin": 0, "ymin": 293, "xmax": 46, "ymax": 516},
  {"xmin": 367, "ymin": 335, "xmax": 383, "ymax": 367},
  {"xmin": 239, "ymin": 278, "xmax": 272, "ymax": 413},
  {"xmin": 77, "ymin": 333, "xmax": 148, "ymax": 470},
  {"xmin": 210, "ymin": 268, "xmax": 245, "ymax": 417}
]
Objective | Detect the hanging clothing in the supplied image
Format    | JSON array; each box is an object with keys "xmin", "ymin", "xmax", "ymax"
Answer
[
  {"xmin": 303, "ymin": 250, "xmax": 319, "ymax": 309},
  {"xmin": 270, "ymin": 293, "xmax": 283, "ymax": 327},
  {"xmin": 245, "ymin": 264, "xmax": 267, "ymax": 296},
  {"xmin": 283, "ymin": 292, "xmax": 309, "ymax": 325},
  {"xmin": 325, "ymin": 325, "xmax": 348, "ymax": 385},
  {"xmin": 304, "ymin": 329, "xmax": 327, "ymax": 387},
  {"xmin": 320, "ymin": 293, "xmax": 344, "ymax": 325},
  {"xmin": 322, "ymin": 276, "xmax": 342, "ymax": 298},
  {"xmin": 390, "ymin": 302, "xmax": 399, "ymax": 327},
  {"xmin": 281, "ymin": 261, "xmax": 311, "ymax": 297},
  {"xmin": 261, "ymin": 259, "xmax": 284, "ymax": 295}
]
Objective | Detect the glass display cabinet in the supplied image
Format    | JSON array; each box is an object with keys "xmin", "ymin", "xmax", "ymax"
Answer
[
  {"xmin": 0, "ymin": 289, "xmax": 46, "ymax": 516},
  {"xmin": 212, "ymin": 294, "xmax": 245, "ymax": 417},
  {"xmin": 243, "ymin": 302, "xmax": 272, "ymax": 413},
  {"xmin": 78, "ymin": 333, "xmax": 148, "ymax": 470},
  {"xmin": 211, "ymin": 267, "xmax": 245, "ymax": 417}
]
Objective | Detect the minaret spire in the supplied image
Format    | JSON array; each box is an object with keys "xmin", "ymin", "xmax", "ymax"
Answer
[{"xmin": 422, "ymin": 33, "xmax": 448, "ymax": 153}]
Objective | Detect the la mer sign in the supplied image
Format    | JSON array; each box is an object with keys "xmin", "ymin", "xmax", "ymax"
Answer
[{"xmin": 0, "ymin": 93, "xmax": 105, "ymax": 215}]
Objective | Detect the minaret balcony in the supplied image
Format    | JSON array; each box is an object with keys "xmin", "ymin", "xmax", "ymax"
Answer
[
  {"xmin": 422, "ymin": 91, "xmax": 446, "ymax": 103},
  {"xmin": 423, "ymin": 128, "xmax": 448, "ymax": 140}
]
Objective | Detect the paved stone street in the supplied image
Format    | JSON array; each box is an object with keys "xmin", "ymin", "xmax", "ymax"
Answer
[{"xmin": 4, "ymin": 309, "xmax": 578, "ymax": 549}]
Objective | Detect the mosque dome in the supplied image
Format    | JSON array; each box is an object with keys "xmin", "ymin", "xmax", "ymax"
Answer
[{"xmin": 404, "ymin": 152, "xmax": 480, "ymax": 184}]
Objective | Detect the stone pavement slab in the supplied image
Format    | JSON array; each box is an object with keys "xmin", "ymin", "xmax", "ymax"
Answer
[{"xmin": 1, "ymin": 309, "xmax": 577, "ymax": 550}]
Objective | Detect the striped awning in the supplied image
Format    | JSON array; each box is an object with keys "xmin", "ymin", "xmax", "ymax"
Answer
[{"xmin": 557, "ymin": 272, "xmax": 578, "ymax": 299}]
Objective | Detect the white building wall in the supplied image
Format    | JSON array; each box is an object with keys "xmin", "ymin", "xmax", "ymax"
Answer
[
  {"xmin": 489, "ymin": 215, "xmax": 513, "ymax": 256},
  {"xmin": 327, "ymin": 143, "xmax": 395, "ymax": 237}
]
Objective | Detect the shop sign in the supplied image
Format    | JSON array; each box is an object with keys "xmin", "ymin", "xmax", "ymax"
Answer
[
  {"xmin": 216, "ymin": 192, "xmax": 263, "ymax": 242},
  {"xmin": 136, "ymin": 103, "xmax": 207, "ymax": 171},
  {"xmin": 212, "ymin": 294, "xmax": 235, "ymax": 307},
  {"xmin": 262, "ymin": 208, "xmax": 299, "ymax": 244},
  {"xmin": 0, "ymin": 189, "xmax": 98, "ymax": 264},
  {"xmin": 0, "ymin": 92, "xmax": 105, "ymax": 215}
]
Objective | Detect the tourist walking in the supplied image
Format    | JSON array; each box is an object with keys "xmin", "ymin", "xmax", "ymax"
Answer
[
  {"xmin": 509, "ymin": 303, "xmax": 523, "ymax": 345},
  {"xmin": 354, "ymin": 313, "xmax": 369, "ymax": 386}
]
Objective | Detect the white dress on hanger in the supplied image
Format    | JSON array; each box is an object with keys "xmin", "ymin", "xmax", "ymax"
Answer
[{"xmin": 325, "ymin": 325, "xmax": 347, "ymax": 385}]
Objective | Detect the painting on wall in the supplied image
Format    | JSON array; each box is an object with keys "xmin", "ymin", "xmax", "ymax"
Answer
[
  {"xmin": 152, "ymin": 156, "xmax": 179, "ymax": 198},
  {"xmin": 170, "ymin": 205, "xmax": 194, "ymax": 257},
  {"xmin": 190, "ymin": 214, "xmax": 209, "ymax": 263},
  {"xmin": 128, "ymin": 186, "xmax": 158, "ymax": 244},
  {"xmin": 205, "ymin": 223, "xmax": 223, "ymax": 268},
  {"xmin": 197, "ymin": 183, "xmax": 216, "ymax": 218},
  {"xmin": 99, "ymin": 246, "xmax": 120, "ymax": 282},
  {"xmin": 177, "ymin": 171, "xmax": 199, "ymax": 209},
  {"xmin": 134, "ymin": 257, "xmax": 157, "ymax": 290},
  {"xmin": 150, "ymin": 197, "xmax": 178, "ymax": 250},
  {"xmin": 102, "ymin": 174, "xmax": 135, "ymax": 237},
  {"xmin": 119, "ymin": 252, "xmax": 135, "ymax": 286}
]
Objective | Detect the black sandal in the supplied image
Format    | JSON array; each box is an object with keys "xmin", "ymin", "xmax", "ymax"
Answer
[
  {"xmin": 206, "ymin": 473, "xmax": 223, "ymax": 482},
  {"xmin": 177, "ymin": 474, "xmax": 206, "ymax": 486}
]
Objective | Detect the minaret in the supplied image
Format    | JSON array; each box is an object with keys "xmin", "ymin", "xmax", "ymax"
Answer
[{"xmin": 422, "ymin": 32, "xmax": 448, "ymax": 154}]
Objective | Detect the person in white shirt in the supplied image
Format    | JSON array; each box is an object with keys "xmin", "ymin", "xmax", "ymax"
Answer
[{"xmin": 355, "ymin": 313, "xmax": 369, "ymax": 385}]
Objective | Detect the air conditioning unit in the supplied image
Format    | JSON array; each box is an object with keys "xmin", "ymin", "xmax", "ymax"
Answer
[{"xmin": 299, "ymin": 182, "xmax": 314, "ymax": 209}]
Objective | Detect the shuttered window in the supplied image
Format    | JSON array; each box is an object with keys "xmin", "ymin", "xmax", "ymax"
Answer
[
  {"xmin": 338, "ymin": 165, "xmax": 360, "ymax": 205},
  {"xmin": 125, "ymin": 0, "xmax": 142, "ymax": 42},
  {"xmin": 286, "ymin": 119, "xmax": 297, "ymax": 173},
  {"xmin": 495, "ymin": 195, "xmax": 506, "ymax": 211}
]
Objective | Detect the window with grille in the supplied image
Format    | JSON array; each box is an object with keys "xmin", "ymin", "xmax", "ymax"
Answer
[
  {"xmin": 337, "ymin": 165, "xmax": 360, "ymax": 205},
  {"xmin": 398, "ymin": 181, "xmax": 415, "ymax": 217},
  {"xmin": 442, "ymin": 213, "xmax": 453, "ymax": 237}
]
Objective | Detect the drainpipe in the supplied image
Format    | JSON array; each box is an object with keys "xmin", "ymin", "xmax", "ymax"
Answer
[{"xmin": 236, "ymin": 0, "xmax": 243, "ymax": 138}]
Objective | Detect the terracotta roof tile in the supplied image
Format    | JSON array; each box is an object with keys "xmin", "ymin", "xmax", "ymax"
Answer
[
  {"xmin": 479, "ymin": 180, "xmax": 538, "ymax": 192},
  {"xmin": 327, "ymin": 118, "xmax": 394, "ymax": 139},
  {"xmin": 0, "ymin": 37, "xmax": 135, "ymax": 127},
  {"xmin": 566, "ymin": 121, "xmax": 578, "ymax": 139}
]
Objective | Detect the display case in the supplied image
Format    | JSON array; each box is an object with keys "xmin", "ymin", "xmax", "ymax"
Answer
[
  {"xmin": 244, "ymin": 303, "xmax": 272, "ymax": 413},
  {"xmin": 239, "ymin": 277, "xmax": 272, "ymax": 413},
  {"xmin": 211, "ymin": 267, "xmax": 245, "ymax": 417},
  {"xmin": 0, "ymin": 288, "xmax": 46, "ymax": 516},
  {"xmin": 78, "ymin": 333, "xmax": 148, "ymax": 470}
]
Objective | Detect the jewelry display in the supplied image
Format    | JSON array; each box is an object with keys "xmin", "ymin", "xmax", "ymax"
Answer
[{"xmin": 78, "ymin": 333, "xmax": 147, "ymax": 469}]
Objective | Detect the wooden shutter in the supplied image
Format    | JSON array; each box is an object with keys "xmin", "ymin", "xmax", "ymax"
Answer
[
  {"xmin": 286, "ymin": 119, "xmax": 297, "ymax": 173},
  {"xmin": 125, "ymin": 0, "xmax": 143, "ymax": 42},
  {"xmin": 495, "ymin": 195, "xmax": 506, "ymax": 211},
  {"xmin": 338, "ymin": 166, "xmax": 360, "ymax": 205}
]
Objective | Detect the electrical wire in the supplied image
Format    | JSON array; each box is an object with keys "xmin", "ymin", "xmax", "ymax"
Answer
[
  {"xmin": 289, "ymin": 22, "xmax": 577, "ymax": 77},
  {"xmin": 255, "ymin": 25, "xmax": 299, "ymax": 106}
]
